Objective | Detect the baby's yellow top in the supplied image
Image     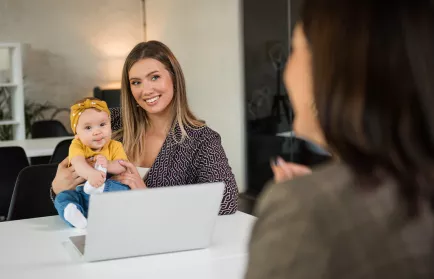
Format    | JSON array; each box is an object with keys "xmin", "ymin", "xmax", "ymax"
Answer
[{"xmin": 69, "ymin": 138, "xmax": 128, "ymax": 163}]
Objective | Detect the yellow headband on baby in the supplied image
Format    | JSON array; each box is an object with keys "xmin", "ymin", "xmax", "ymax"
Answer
[{"xmin": 70, "ymin": 99, "xmax": 110, "ymax": 134}]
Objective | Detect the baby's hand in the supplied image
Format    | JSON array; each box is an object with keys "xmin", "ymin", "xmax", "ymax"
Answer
[
  {"xmin": 88, "ymin": 169, "xmax": 106, "ymax": 187},
  {"xmin": 94, "ymin": 155, "xmax": 108, "ymax": 169}
]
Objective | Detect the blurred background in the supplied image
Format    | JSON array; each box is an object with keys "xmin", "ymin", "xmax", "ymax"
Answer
[{"xmin": 0, "ymin": 0, "xmax": 329, "ymax": 206}]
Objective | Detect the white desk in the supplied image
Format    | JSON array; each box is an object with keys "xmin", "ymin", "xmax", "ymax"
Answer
[
  {"xmin": 276, "ymin": 131, "xmax": 296, "ymax": 137},
  {"xmin": 0, "ymin": 136, "xmax": 73, "ymax": 157},
  {"xmin": 0, "ymin": 212, "xmax": 256, "ymax": 279}
]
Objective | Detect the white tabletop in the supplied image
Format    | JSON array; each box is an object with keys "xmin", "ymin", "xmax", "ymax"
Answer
[
  {"xmin": 276, "ymin": 131, "xmax": 296, "ymax": 137},
  {"xmin": 0, "ymin": 212, "xmax": 256, "ymax": 279},
  {"xmin": 0, "ymin": 136, "xmax": 73, "ymax": 157}
]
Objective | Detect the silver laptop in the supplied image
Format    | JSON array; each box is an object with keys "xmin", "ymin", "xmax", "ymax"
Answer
[{"xmin": 70, "ymin": 182, "xmax": 224, "ymax": 262}]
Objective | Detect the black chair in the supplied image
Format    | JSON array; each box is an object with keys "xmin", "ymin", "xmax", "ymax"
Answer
[
  {"xmin": 0, "ymin": 146, "xmax": 29, "ymax": 221},
  {"xmin": 49, "ymin": 139, "xmax": 72, "ymax": 164},
  {"xmin": 7, "ymin": 164, "xmax": 58, "ymax": 221},
  {"xmin": 30, "ymin": 120, "xmax": 72, "ymax": 165},
  {"xmin": 31, "ymin": 120, "xmax": 71, "ymax": 138}
]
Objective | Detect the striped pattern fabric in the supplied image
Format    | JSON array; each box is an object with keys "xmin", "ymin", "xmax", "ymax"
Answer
[{"xmin": 110, "ymin": 108, "xmax": 238, "ymax": 215}]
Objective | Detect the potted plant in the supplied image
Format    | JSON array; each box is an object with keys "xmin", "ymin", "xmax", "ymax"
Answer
[{"xmin": 0, "ymin": 87, "xmax": 68, "ymax": 140}]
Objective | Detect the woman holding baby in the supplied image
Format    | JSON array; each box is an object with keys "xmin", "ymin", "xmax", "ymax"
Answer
[{"xmin": 51, "ymin": 41, "xmax": 238, "ymax": 215}]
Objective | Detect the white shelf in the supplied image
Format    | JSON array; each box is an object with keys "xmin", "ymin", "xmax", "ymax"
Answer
[
  {"xmin": 0, "ymin": 83, "xmax": 17, "ymax": 87},
  {"xmin": 0, "ymin": 43, "xmax": 21, "ymax": 48},
  {"xmin": 0, "ymin": 120, "xmax": 20, "ymax": 126},
  {"xmin": 0, "ymin": 43, "xmax": 25, "ymax": 140}
]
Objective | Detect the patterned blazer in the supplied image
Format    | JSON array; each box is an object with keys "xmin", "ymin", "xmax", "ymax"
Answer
[
  {"xmin": 110, "ymin": 108, "xmax": 238, "ymax": 215},
  {"xmin": 245, "ymin": 162, "xmax": 434, "ymax": 279}
]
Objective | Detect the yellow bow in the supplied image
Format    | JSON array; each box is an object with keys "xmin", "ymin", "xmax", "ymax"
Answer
[{"xmin": 70, "ymin": 99, "xmax": 110, "ymax": 134}]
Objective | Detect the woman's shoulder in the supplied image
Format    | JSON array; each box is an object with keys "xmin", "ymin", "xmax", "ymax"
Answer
[
  {"xmin": 258, "ymin": 162, "xmax": 353, "ymax": 214},
  {"xmin": 170, "ymin": 124, "xmax": 223, "ymax": 156},
  {"xmin": 173, "ymin": 123, "xmax": 221, "ymax": 147},
  {"xmin": 185, "ymin": 125, "xmax": 221, "ymax": 142},
  {"xmin": 256, "ymin": 161, "xmax": 404, "ymax": 237}
]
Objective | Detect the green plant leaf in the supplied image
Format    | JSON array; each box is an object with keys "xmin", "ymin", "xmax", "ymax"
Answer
[{"xmin": 0, "ymin": 95, "xmax": 68, "ymax": 139}]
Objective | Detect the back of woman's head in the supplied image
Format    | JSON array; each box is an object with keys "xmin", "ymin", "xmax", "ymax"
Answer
[{"xmin": 300, "ymin": 0, "xmax": 434, "ymax": 215}]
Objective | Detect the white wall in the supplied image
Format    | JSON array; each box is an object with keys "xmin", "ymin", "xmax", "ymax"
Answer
[
  {"xmin": 0, "ymin": 0, "xmax": 143, "ymax": 126},
  {"xmin": 146, "ymin": 0, "xmax": 246, "ymax": 192},
  {"xmin": 0, "ymin": 48, "xmax": 9, "ymax": 82},
  {"xmin": 0, "ymin": 48, "xmax": 8, "ymax": 70}
]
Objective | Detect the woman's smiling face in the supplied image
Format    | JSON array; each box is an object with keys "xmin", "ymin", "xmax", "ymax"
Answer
[{"xmin": 128, "ymin": 58, "xmax": 174, "ymax": 116}]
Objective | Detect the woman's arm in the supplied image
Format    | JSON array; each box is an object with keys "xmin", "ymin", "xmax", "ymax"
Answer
[
  {"xmin": 195, "ymin": 132, "xmax": 238, "ymax": 215},
  {"xmin": 51, "ymin": 157, "xmax": 85, "ymax": 195},
  {"xmin": 94, "ymin": 154, "xmax": 126, "ymax": 175},
  {"xmin": 111, "ymin": 160, "xmax": 147, "ymax": 189},
  {"xmin": 106, "ymin": 160, "xmax": 127, "ymax": 175}
]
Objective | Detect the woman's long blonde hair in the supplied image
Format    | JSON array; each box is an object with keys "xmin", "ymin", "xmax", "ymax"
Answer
[{"xmin": 114, "ymin": 41, "xmax": 204, "ymax": 164}]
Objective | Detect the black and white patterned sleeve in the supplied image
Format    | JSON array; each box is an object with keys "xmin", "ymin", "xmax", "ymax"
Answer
[
  {"xmin": 109, "ymin": 107, "xmax": 122, "ymax": 132},
  {"xmin": 195, "ymin": 131, "xmax": 238, "ymax": 215}
]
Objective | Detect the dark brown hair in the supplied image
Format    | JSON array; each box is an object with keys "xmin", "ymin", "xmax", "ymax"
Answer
[{"xmin": 300, "ymin": 0, "xmax": 434, "ymax": 216}]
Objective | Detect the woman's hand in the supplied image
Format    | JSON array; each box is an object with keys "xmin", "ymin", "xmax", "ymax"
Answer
[
  {"xmin": 52, "ymin": 157, "xmax": 85, "ymax": 194},
  {"xmin": 111, "ymin": 160, "xmax": 147, "ymax": 189},
  {"xmin": 271, "ymin": 156, "xmax": 312, "ymax": 183}
]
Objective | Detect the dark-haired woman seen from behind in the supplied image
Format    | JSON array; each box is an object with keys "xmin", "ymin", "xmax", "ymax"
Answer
[{"xmin": 246, "ymin": 0, "xmax": 434, "ymax": 278}]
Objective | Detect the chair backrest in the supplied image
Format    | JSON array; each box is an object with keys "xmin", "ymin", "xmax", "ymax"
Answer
[
  {"xmin": 0, "ymin": 146, "xmax": 29, "ymax": 221},
  {"xmin": 7, "ymin": 164, "xmax": 58, "ymax": 221},
  {"xmin": 93, "ymin": 86, "xmax": 121, "ymax": 108},
  {"xmin": 31, "ymin": 120, "xmax": 71, "ymax": 138},
  {"xmin": 49, "ymin": 139, "xmax": 72, "ymax": 164}
]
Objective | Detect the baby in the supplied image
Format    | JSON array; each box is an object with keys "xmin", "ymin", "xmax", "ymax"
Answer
[{"xmin": 54, "ymin": 97, "xmax": 130, "ymax": 229}]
